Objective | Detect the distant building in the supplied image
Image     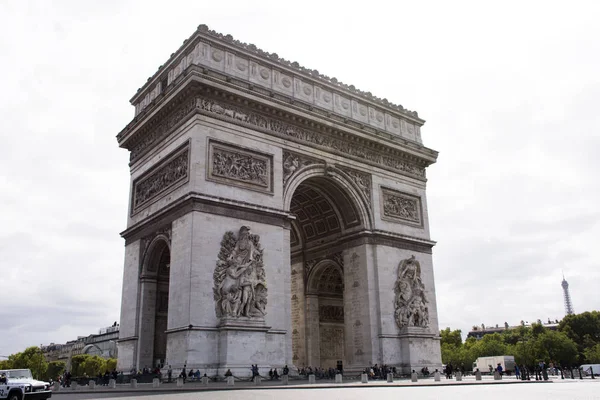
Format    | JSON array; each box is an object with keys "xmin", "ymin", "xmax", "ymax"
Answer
[
  {"xmin": 562, "ymin": 274, "xmax": 575, "ymax": 316},
  {"xmin": 42, "ymin": 323, "xmax": 119, "ymax": 370},
  {"xmin": 467, "ymin": 319, "xmax": 560, "ymax": 340}
]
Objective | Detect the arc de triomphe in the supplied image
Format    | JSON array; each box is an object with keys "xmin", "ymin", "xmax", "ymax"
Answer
[{"xmin": 116, "ymin": 25, "xmax": 442, "ymax": 376}]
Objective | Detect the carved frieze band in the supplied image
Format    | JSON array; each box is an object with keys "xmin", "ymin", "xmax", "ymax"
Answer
[
  {"xmin": 128, "ymin": 95, "xmax": 427, "ymax": 182},
  {"xmin": 338, "ymin": 166, "xmax": 372, "ymax": 208},
  {"xmin": 208, "ymin": 140, "xmax": 273, "ymax": 194},
  {"xmin": 380, "ymin": 187, "xmax": 423, "ymax": 227},
  {"xmin": 282, "ymin": 151, "xmax": 324, "ymax": 187},
  {"xmin": 132, "ymin": 143, "xmax": 189, "ymax": 214}
]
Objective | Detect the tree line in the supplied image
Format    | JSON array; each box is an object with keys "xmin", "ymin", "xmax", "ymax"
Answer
[
  {"xmin": 441, "ymin": 311, "xmax": 600, "ymax": 369},
  {"xmin": 0, "ymin": 347, "xmax": 116, "ymax": 381}
]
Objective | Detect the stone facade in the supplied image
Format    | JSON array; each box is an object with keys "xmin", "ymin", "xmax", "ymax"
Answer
[{"xmin": 116, "ymin": 25, "xmax": 441, "ymax": 376}]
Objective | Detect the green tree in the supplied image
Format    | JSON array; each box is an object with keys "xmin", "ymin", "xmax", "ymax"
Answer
[
  {"xmin": 470, "ymin": 333, "xmax": 507, "ymax": 358},
  {"xmin": 46, "ymin": 361, "xmax": 66, "ymax": 381},
  {"xmin": 80, "ymin": 356, "xmax": 106, "ymax": 377},
  {"xmin": 583, "ymin": 343, "xmax": 600, "ymax": 363},
  {"xmin": 71, "ymin": 355, "xmax": 89, "ymax": 377},
  {"xmin": 105, "ymin": 358, "xmax": 117, "ymax": 372},
  {"xmin": 440, "ymin": 328, "xmax": 463, "ymax": 347},
  {"xmin": 536, "ymin": 330, "xmax": 578, "ymax": 366},
  {"xmin": 559, "ymin": 311, "xmax": 600, "ymax": 363},
  {"xmin": 6, "ymin": 347, "xmax": 48, "ymax": 379}
]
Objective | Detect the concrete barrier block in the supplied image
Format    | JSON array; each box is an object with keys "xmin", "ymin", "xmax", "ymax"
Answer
[
  {"xmin": 152, "ymin": 378, "xmax": 160, "ymax": 387},
  {"xmin": 494, "ymin": 371, "xmax": 502, "ymax": 380},
  {"xmin": 476, "ymin": 371, "xmax": 482, "ymax": 381},
  {"xmin": 201, "ymin": 376, "xmax": 209, "ymax": 385},
  {"xmin": 411, "ymin": 372, "xmax": 418, "ymax": 382},
  {"xmin": 88, "ymin": 380, "xmax": 95, "ymax": 389},
  {"xmin": 282, "ymin": 375, "xmax": 289, "ymax": 385},
  {"xmin": 434, "ymin": 371, "xmax": 441, "ymax": 381},
  {"xmin": 254, "ymin": 376, "xmax": 261, "ymax": 385},
  {"xmin": 387, "ymin": 373, "xmax": 393, "ymax": 383},
  {"xmin": 71, "ymin": 382, "xmax": 78, "ymax": 390},
  {"xmin": 335, "ymin": 374, "xmax": 343, "ymax": 383},
  {"xmin": 361, "ymin": 373, "xmax": 368, "ymax": 383},
  {"xmin": 176, "ymin": 377, "xmax": 184, "ymax": 387},
  {"xmin": 130, "ymin": 379, "xmax": 138, "ymax": 388},
  {"xmin": 308, "ymin": 374, "xmax": 316, "ymax": 384},
  {"xmin": 226, "ymin": 376, "xmax": 234, "ymax": 386},
  {"xmin": 108, "ymin": 379, "xmax": 116, "ymax": 388},
  {"xmin": 456, "ymin": 372, "xmax": 462, "ymax": 381},
  {"xmin": 52, "ymin": 382, "xmax": 60, "ymax": 391}
]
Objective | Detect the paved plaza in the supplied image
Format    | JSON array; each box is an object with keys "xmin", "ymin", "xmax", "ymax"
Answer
[{"xmin": 51, "ymin": 376, "xmax": 600, "ymax": 400}]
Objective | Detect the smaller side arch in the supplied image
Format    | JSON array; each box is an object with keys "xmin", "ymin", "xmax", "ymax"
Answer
[
  {"xmin": 306, "ymin": 259, "xmax": 344, "ymax": 296},
  {"xmin": 140, "ymin": 234, "xmax": 171, "ymax": 277}
]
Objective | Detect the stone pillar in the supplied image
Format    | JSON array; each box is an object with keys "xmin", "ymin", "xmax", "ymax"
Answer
[
  {"xmin": 361, "ymin": 373, "xmax": 368, "ymax": 383},
  {"xmin": 387, "ymin": 373, "xmax": 393, "ymax": 382},
  {"xmin": 475, "ymin": 370, "xmax": 482, "ymax": 381},
  {"xmin": 130, "ymin": 379, "xmax": 138, "ymax": 388},
  {"xmin": 226, "ymin": 376, "xmax": 234, "ymax": 386},
  {"xmin": 152, "ymin": 378, "xmax": 160, "ymax": 387},
  {"xmin": 411, "ymin": 372, "xmax": 418, "ymax": 382},
  {"xmin": 308, "ymin": 375, "xmax": 316, "ymax": 384},
  {"xmin": 201, "ymin": 376, "xmax": 209, "ymax": 385},
  {"xmin": 290, "ymin": 258, "xmax": 306, "ymax": 369},
  {"xmin": 335, "ymin": 374, "xmax": 343, "ymax": 383},
  {"xmin": 434, "ymin": 371, "xmax": 441, "ymax": 381},
  {"xmin": 137, "ymin": 276, "xmax": 157, "ymax": 369},
  {"xmin": 88, "ymin": 380, "xmax": 95, "ymax": 389},
  {"xmin": 305, "ymin": 294, "xmax": 320, "ymax": 368},
  {"xmin": 456, "ymin": 371, "xmax": 462, "ymax": 381},
  {"xmin": 108, "ymin": 379, "xmax": 116, "ymax": 388}
]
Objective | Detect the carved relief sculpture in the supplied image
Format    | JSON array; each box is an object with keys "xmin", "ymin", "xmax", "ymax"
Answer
[
  {"xmin": 282, "ymin": 151, "xmax": 322, "ymax": 186},
  {"xmin": 208, "ymin": 140, "xmax": 273, "ymax": 193},
  {"xmin": 213, "ymin": 226, "xmax": 268, "ymax": 319},
  {"xmin": 132, "ymin": 145, "xmax": 189, "ymax": 212},
  {"xmin": 381, "ymin": 187, "xmax": 422, "ymax": 226},
  {"xmin": 394, "ymin": 255, "xmax": 429, "ymax": 329},
  {"xmin": 339, "ymin": 166, "xmax": 372, "ymax": 208}
]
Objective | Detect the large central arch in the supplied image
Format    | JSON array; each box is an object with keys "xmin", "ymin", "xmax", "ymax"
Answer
[{"xmin": 287, "ymin": 169, "xmax": 371, "ymax": 372}]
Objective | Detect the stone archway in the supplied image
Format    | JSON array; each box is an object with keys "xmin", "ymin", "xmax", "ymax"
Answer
[
  {"xmin": 137, "ymin": 236, "xmax": 171, "ymax": 369},
  {"xmin": 288, "ymin": 172, "xmax": 368, "ymax": 372}
]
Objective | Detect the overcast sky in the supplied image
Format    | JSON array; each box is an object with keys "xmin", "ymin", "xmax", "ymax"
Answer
[{"xmin": 1, "ymin": 0, "xmax": 599, "ymax": 357}]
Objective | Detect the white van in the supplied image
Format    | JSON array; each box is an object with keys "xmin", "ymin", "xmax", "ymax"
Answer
[{"xmin": 580, "ymin": 364, "xmax": 600, "ymax": 376}]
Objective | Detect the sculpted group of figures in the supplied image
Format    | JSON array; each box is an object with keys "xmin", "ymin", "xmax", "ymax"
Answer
[
  {"xmin": 213, "ymin": 226, "xmax": 268, "ymax": 318},
  {"xmin": 394, "ymin": 255, "xmax": 429, "ymax": 328}
]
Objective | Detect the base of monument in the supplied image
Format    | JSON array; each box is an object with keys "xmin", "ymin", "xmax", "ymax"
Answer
[{"xmin": 218, "ymin": 317, "xmax": 270, "ymax": 331}]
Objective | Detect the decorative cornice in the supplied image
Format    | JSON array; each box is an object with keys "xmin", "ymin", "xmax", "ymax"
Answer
[
  {"xmin": 131, "ymin": 25, "xmax": 421, "ymax": 122},
  {"xmin": 119, "ymin": 80, "xmax": 436, "ymax": 181}
]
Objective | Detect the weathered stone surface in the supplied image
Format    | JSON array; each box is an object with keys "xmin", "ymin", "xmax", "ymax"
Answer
[{"xmin": 117, "ymin": 27, "xmax": 441, "ymax": 379}]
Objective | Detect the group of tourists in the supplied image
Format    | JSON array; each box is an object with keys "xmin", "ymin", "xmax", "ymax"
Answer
[
  {"xmin": 298, "ymin": 366, "xmax": 341, "ymax": 379},
  {"xmin": 363, "ymin": 364, "xmax": 396, "ymax": 380}
]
